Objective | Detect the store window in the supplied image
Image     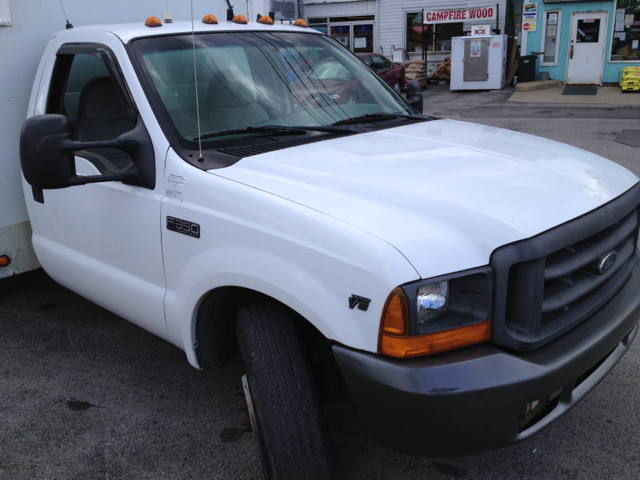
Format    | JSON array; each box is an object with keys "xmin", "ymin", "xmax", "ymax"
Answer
[
  {"xmin": 329, "ymin": 15, "xmax": 374, "ymax": 23},
  {"xmin": 576, "ymin": 18, "xmax": 600, "ymax": 43},
  {"xmin": 406, "ymin": 12, "xmax": 463, "ymax": 53},
  {"xmin": 308, "ymin": 17, "xmax": 328, "ymax": 34},
  {"xmin": 611, "ymin": 0, "xmax": 640, "ymax": 61},
  {"xmin": 541, "ymin": 10, "xmax": 561, "ymax": 65}
]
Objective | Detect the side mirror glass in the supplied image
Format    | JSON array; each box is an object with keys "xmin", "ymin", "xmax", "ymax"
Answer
[
  {"xmin": 406, "ymin": 80, "xmax": 424, "ymax": 114},
  {"xmin": 20, "ymin": 114, "xmax": 140, "ymax": 190}
]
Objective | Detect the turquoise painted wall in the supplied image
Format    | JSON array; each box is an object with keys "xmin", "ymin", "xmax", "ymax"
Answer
[{"xmin": 525, "ymin": 0, "xmax": 636, "ymax": 83}]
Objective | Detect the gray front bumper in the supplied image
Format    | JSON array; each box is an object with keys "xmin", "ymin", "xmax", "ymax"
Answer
[{"xmin": 333, "ymin": 261, "xmax": 640, "ymax": 458}]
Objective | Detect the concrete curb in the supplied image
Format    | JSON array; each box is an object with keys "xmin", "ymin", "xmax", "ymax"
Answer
[{"xmin": 515, "ymin": 80, "xmax": 562, "ymax": 92}]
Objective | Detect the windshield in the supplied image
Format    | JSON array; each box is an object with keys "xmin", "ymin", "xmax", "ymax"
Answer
[{"xmin": 130, "ymin": 31, "xmax": 412, "ymax": 145}]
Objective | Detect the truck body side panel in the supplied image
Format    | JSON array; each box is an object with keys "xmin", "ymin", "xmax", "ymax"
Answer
[{"xmin": 3, "ymin": 0, "xmax": 245, "ymax": 278}]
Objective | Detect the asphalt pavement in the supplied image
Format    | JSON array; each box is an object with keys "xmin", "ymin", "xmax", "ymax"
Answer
[{"xmin": 1, "ymin": 85, "xmax": 640, "ymax": 479}]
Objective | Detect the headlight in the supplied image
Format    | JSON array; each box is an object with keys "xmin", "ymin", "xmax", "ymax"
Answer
[
  {"xmin": 417, "ymin": 281, "xmax": 449, "ymax": 325},
  {"xmin": 379, "ymin": 267, "xmax": 493, "ymax": 358}
]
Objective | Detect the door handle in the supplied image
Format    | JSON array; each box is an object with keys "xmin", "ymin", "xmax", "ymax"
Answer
[{"xmin": 570, "ymin": 45, "xmax": 574, "ymax": 59}]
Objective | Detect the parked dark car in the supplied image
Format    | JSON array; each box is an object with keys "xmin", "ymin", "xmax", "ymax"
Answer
[
  {"xmin": 290, "ymin": 57, "xmax": 373, "ymax": 107},
  {"xmin": 357, "ymin": 53, "xmax": 405, "ymax": 93}
]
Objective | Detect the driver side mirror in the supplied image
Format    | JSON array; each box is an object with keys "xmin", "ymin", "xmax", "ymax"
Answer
[
  {"xmin": 405, "ymin": 80, "xmax": 424, "ymax": 114},
  {"xmin": 20, "ymin": 114, "xmax": 145, "ymax": 190}
]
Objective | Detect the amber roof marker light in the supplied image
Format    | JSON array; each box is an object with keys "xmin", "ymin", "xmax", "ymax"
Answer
[
  {"xmin": 145, "ymin": 17, "xmax": 162, "ymax": 27},
  {"xmin": 294, "ymin": 19, "xmax": 308, "ymax": 28},
  {"xmin": 232, "ymin": 14, "xmax": 248, "ymax": 24},
  {"xmin": 0, "ymin": 255, "xmax": 11, "ymax": 267},
  {"xmin": 202, "ymin": 14, "xmax": 218, "ymax": 24},
  {"xmin": 258, "ymin": 15, "xmax": 274, "ymax": 25}
]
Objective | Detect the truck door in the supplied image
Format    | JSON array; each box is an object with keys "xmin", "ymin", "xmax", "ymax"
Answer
[{"xmin": 28, "ymin": 44, "xmax": 168, "ymax": 339}]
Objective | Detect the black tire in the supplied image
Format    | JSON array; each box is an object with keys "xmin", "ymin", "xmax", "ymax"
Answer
[{"xmin": 236, "ymin": 302, "xmax": 330, "ymax": 480}]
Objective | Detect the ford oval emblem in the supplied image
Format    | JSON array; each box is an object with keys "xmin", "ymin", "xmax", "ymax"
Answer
[{"xmin": 598, "ymin": 252, "xmax": 617, "ymax": 275}]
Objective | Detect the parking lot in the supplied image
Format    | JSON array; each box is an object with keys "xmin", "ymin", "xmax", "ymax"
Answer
[{"xmin": 1, "ymin": 85, "xmax": 640, "ymax": 479}]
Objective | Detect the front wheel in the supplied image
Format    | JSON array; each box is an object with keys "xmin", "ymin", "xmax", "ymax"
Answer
[{"xmin": 236, "ymin": 302, "xmax": 330, "ymax": 480}]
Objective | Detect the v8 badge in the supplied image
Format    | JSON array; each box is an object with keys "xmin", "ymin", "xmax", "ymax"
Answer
[{"xmin": 349, "ymin": 295, "xmax": 371, "ymax": 311}]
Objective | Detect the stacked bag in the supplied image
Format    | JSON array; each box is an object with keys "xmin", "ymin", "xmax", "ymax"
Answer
[
  {"xmin": 404, "ymin": 59, "xmax": 428, "ymax": 89},
  {"xmin": 620, "ymin": 66, "xmax": 640, "ymax": 92}
]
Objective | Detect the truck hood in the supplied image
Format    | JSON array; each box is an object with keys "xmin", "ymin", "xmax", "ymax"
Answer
[{"xmin": 212, "ymin": 119, "xmax": 638, "ymax": 279}]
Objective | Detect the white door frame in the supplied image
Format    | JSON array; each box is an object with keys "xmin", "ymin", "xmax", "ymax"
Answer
[{"xmin": 565, "ymin": 11, "xmax": 608, "ymax": 85}]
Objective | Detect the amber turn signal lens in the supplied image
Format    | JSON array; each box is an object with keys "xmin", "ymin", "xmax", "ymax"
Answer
[
  {"xmin": 232, "ymin": 14, "xmax": 248, "ymax": 24},
  {"xmin": 202, "ymin": 14, "xmax": 218, "ymax": 24},
  {"xmin": 293, "ymin": 19, "xmax": 308, "ymax": 27},
  {"xmin": 380, "ymin": 288, "xmax": 408, "ymax": 335},
  {"xmin": 380, "ymin": 320, "xmax": 491, "ymax": 358},
  {"xmin": 258, "ymin": 15, "xmax": 274, "ymax": 25},
  {"xmin": 0, "ymin": 255, "xmax": 9, "ymax": 267},
  {"xmin": 145, "ymin": 17, "xmax": 162, "ymax": 27}
]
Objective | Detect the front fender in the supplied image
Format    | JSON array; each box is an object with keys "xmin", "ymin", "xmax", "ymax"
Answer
[{"xmin": 161, "ymin": 150, "xmax": 420, "ymax": 368}]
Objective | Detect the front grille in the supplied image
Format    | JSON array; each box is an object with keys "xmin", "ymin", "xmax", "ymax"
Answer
[{"xmin": 491, "ymin": 184, "xmax": 640, "ymax": 351}]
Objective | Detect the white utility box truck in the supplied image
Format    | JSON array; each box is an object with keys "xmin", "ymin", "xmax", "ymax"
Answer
[{"xmin": 4, "ymin": 1, "xmax": 640, "ymax": 479}]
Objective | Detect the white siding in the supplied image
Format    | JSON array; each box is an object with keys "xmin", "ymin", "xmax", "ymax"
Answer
[{"xmin": 305, "ymin": 1, "xmax": 376, "ymax": 17}]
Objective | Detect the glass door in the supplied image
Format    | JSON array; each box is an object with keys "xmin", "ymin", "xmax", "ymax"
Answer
[
  {"xmin": 330, "ymin": 20, "xmax": 376, "ymax": 53},
  {"xmin": 331, "ymin": 24, "xmax": 351, "ymax": 50},
  {"xmin": 353, "ymin": 23, "xmax": 374, "ymax": 53}
]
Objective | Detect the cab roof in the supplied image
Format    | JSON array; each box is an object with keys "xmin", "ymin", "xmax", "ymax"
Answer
[{"xmin": 55, "ymin": 20, "xmax": 320, "ymax": 44}]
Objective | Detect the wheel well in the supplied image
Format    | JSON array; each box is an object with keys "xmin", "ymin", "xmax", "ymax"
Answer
[
  {"xmin": 194, "ymin": 287, "xmax": 346, "ymax": 401},
  {"xmin": 194, "ymin": 287, "xmax": 331, "ymax": 369},
  {"xmin": 194, "ymin": 286, "xmax": 266, "ymax": 369}
]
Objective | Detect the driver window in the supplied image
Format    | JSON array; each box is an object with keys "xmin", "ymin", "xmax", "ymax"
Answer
[{"xmin": 52, "ymin": 53, "xmax": 135, "ymax": 172}]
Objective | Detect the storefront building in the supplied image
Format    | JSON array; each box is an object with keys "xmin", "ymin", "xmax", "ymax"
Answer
[
  {"xmin": 302, "ymin": 1, "xmax": 378, "ymax": 54},
  {"xmin": 303, "ymin": 0, "xmax": 508, "ymax": 75},
  {"xmin": 522, "ymin": 0, "xmax": 640, "ymax": 84}
]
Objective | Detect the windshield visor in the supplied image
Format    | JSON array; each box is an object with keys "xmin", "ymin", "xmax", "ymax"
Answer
[{"xmin": 129, "ymin": 31, "xmax": 411, "ymax": 146}]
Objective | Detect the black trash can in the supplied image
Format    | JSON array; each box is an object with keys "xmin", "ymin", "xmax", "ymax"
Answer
[{"xmin": 518, "ymin": 55, "xmax": 538, "ymax": 82}]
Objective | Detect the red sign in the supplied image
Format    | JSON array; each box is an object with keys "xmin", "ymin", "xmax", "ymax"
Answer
[
  {"xmin": 412, "ymin": 25, "xmax": 430, "ymax": 34},
  {"xmin": 424, "ymin": 6, "xmax": 496, "ymax": 24},
  {"xmin": 523, "ymin": 23, "xmax": 531, "ymax": 31}
]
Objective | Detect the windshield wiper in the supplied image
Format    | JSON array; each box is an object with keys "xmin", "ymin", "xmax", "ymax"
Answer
[
  {"xmin": 331, "ymin": 112, "xmax": 429, "ymax": 127},
  {"xmin": 194, "ymin": 124, "xmax": 353, "ymax": 141}
]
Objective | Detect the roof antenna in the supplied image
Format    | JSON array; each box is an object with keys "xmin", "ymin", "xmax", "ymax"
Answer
[
  {"xmin": 59, "ymin": 0, "xmax": 73, "ymax": 28},
  {"xmin": 190, "ymin": 0, "xmax": 204, "ymax": 162},
  {"xmin": 164, "ymin": 0, "xmax": 172, "ymax": 23}
]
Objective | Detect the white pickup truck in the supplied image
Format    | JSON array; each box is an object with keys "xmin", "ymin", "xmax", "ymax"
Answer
[{"xmin": 10, "ymin": 8, "xmax": 640, "ymax": 480}]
